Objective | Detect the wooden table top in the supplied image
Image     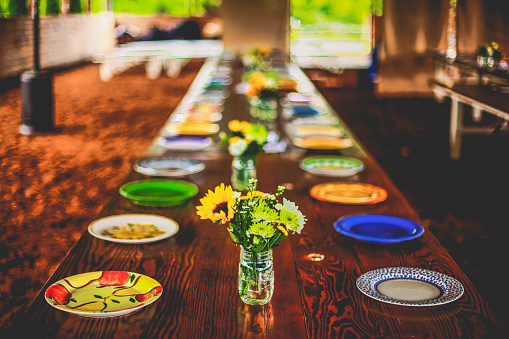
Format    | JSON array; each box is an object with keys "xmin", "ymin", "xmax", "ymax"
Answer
[{"xmin": 10, "ymin": 58, "xmax": 506, "ymax": 338}]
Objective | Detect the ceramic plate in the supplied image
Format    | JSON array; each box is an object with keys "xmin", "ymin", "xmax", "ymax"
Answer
[
  {"xmin": 333, "ymin": 214, "xmax": 424, "ymax": 243},
  {"xmin": 300, "ymin": 156, "xmax": 364, "ymax": 177},
  {"xmin": 170, "ymin": 112, "xmax": 222, "ymax": 123},
  {"xmin": 45, "ymin": 271, "xmax": 162, "ymax": 317},
  {"xmin": 134, "ymin": 158, "xmax": 205, "ymax": 177},
  {"xmin": 292, "ymin": 137, "xmax": 353, "ymax": 150},
  {"xmin": 88, "ymin": 214, "xmax": 179, "ymax": 244},
  {"xmin": 287, "ymin": 92, "xmax": 312, "ymax": 103},
  {"xmin": 310, "ymin": 183, "xmax": 387, "ymax": 204},
  {"xmin": 291, "ymin": 125, "xmax": 344, "ymax": 138},
  {"xmin": 356, "ymin": 267, "xmax": 464, "ymax": 306},
  {"xmin": 166, "ymin": 122, "xmax": 220, "ymax": 136},
  {"xmin": 119, "ymin": 179, "xmax": 199, "ymax": 206},
  {"xmin": 158, "ymin": 136, "xmax": 213, "ymax": 150}
]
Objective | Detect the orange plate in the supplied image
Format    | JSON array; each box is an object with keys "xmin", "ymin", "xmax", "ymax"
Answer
[
  {"xmin": 293, "ymin": 137, "xmax": 353, "ymax": 150},
  {"xmin": 309, "ymin": 182, "xmax": 388, "ymax": 204}
]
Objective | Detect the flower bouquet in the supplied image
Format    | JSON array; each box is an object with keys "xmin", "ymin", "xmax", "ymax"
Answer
[
  {"xmin": 242, "ymin": 46, "xmax": 272, "ymax": 70},
  {"xmin": 196, "ymin": 179, "xmax": 306, "ymax": 304},
  {"xmin": 244, "ymin": 70, "xmax": 280, "ymax": 120},
  {"xmin": 220, "ymin": 120, "xmax": 268, "ymax": 190},
  {"xmin": 477, "ymin": 42, "xmax": 503, "ymax": 67}
]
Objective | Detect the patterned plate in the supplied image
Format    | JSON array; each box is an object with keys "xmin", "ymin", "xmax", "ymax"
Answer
[
  {"xmin": 309, "ymin": 182, "xmax": 387, "ymax": 204},
  {"xmin": 300, "ymin": 156, "xmax": 364, "ymax": 177},
  {"xmin": 356, "ymin": 267, "xmax": 464, "ymax": 306},
  {"xmin": 45, "ymin": 271, "xmax": 162, "ymax": 317}
]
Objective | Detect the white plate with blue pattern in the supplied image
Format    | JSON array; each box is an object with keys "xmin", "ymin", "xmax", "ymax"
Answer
[{"xmin": 356, "ymin": 267, "xmax": 464, "ymax": 306}]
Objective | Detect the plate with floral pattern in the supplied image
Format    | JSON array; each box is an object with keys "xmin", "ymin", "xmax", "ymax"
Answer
[
  {"xmin": 45, "ymin": 271, "xmax": 162, "ymax": 317},
  {"xmin": 356, "ymin": 267, "xmax": 464, "ymax": 306}
]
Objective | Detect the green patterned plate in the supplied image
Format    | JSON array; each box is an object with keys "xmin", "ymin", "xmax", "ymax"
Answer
[
  {"xmin": 300, "ymin": 156, "xmax": 364, "ymax": 177},
  {"xmin": 45, "ymin": 271, "xmax": 162, "ymax": 318}
]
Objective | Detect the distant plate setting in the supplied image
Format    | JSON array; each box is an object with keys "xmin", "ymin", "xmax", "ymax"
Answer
[
  {"xmin": 333, "ymin": 214, "xmax": 424, "ymax": 243},
  {"xmin": 300, "ymin": 156, "xmax": 364, "ymax": 177},
  {"xmin": 292, "ymin": 136, "xmax": 353, "ymax": 150},
  {"xmin": 119, "ymin": 179, "xmax": 199, "ymax": 206},
  {"xmin": 88, "ymin": 214, "xmax": 179, "ymax": 244},
  {"xmin": 356, "ymin": 267, "xmax": 464, "ymax": 306},
  {"xmin": 310, "ymin": 183, "xmax": 387, "ymax": 204},
  {"xmin": 158, "ymin": 136, "xmax": 213, "ymax": 150},
  {"xmin": 134, "ymin": 158, "xmax": 205, "ymax": 177}
]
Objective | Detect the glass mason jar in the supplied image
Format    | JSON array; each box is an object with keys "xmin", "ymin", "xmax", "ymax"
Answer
[
  {"xmin": 238, "ymin": 247, "xmax": 274, "ymax": 305},
  {"xmin": 231, "ymin": 155, "xmax": 257, "ymax": 191},
  {"xmin": 249, "ymin": 97, "xmax": 277, "ymax": 121}
]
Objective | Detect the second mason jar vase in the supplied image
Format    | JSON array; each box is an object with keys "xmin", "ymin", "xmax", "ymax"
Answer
[
  {"xmin": 238, "ymin": 247, "xmax": 274, "ymax": 305},
  {"xmin": 231, "ymin": 155, "xmax": 257, "ymax": 191}
]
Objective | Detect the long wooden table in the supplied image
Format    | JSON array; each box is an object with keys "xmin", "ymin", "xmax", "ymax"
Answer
[{"xmin": 9, "ymin": 57, "xmax": 506, "ymax": 338}]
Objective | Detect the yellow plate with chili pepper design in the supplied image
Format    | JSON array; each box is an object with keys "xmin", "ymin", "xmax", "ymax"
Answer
[{"xmin": 45, "ymin": 271, "xmax": 162, "ymax": 318}]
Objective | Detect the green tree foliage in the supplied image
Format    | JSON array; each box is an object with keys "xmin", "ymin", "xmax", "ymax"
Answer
[
  {"xmin": 46, "ymin": 0, "xmax": 60, "ymax": 15},
  {"xmin": 291, "ymin": 0, "xmax": 373, "ymax": 25},
  {"xmin": 7, "ymin": 0, "xmax": 28, "ymax": 15},
  {"xmin": 69, "ymin": 0, "xmax": 82, "ymax": 13}
]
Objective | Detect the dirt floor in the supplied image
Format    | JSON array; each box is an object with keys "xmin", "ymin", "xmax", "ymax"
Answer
[
  {"xmin": 1, "ymin": 60, "xmax": 508, "ymax": 332},
  {"xmin": 0, "ymin": 60, "xmax": 203, "ymax": 330}
]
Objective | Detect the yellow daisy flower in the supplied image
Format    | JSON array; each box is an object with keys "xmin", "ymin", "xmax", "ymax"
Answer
[{"xmin": 196, "ymin": 183, "xmax": 236, "ymax": 224}]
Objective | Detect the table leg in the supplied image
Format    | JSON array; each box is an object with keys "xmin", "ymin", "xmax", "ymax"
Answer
[
  {"xmin": 146, "ymin": 58, "xmax": 163, "ymax": 79},
  {"xmin": 99, "ymin": 63, "xmax": 112, "ymax": 82},
  {"xmin": 450, "ymin": 96, "xmax": 463, "ymax": 160}
]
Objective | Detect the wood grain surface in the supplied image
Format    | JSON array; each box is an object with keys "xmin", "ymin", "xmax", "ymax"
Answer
[{"xmin": 9, "ymin": 59, "xmax": 506, "ymax": 338}]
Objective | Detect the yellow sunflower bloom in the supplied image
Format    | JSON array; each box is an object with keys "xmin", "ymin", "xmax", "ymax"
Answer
[
  {"xmin": 241, "ymin": 190, "xmax": 265, "ymax": 200},
  {"xmin": 228, "ymin": 120, "xmax": 251, "ymax": 133},
  {"xmin": 196, "ymin": 183, "xmax": 236, "ymax": 224}
]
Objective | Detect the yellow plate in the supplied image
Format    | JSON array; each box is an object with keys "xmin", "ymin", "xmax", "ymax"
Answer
[
  {"xmin": 293, "ymin": 137, "xmax": 353, "ymax": 150},
  {"xmin": 167, "ymin": 122, "xmax": 219, "ymax": 136},
  {"xmin": 45, "ymin": 271, "xmax": 162, "ymax": 317},
  {"xmin": 292, "ymin": 125, "xmax": 344, "ymax": 138},
  {"xmin": 310, "ymin": 182, "xmax": 388, "ymax": 204}
]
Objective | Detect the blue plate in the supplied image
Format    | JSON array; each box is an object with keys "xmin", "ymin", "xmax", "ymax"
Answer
[
  {"xmin": 334, "ymin": 214, "xmax": 424, "ymax": 243},
  {"xmin": 290, "ymin": 106, "xmax": 320, "ymax": 116}
]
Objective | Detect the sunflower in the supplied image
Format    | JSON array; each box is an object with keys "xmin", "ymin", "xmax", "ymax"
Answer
[
  {"xmin": 196, "ymin": 183, "xmax": 236, "ymax": 224},
  {"xmin": 228, "ymin": 120, "xmax": 251, "ymax": 133}
]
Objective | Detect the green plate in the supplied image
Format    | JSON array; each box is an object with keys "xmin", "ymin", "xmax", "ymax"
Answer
[
  {"xmin": 300, "ymin": 156, "xmax": 364, "ymax": 177},
  {"xmin": 120, "ymin": 179, "xmax": 199, "ymax": 206}
]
